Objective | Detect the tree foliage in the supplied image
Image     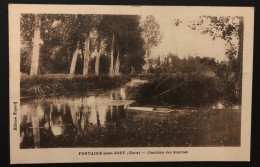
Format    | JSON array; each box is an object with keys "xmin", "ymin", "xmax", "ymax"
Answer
[
  {"xmin": 188, "ymin": 16, "xmax": 241, "ymax": 59},
  {"xmin": 20, "ymin": 14, "xmax": 146, "ymax": 75},
  {"xmin": 141, "ymin": 15, "xmax": 162, "ymax": 51},
  {"xmin": 187, "ymin": 15, "xmax": 243, "ymax": 104}
]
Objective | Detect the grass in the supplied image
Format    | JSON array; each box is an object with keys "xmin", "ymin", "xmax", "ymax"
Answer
[
  {"xmin": 128, "ymin": 73, "xmax": 156, "ymax": 80},
  {"xmin": 20, "ymin": 74, "xmax": 130, "ymax": 99}
]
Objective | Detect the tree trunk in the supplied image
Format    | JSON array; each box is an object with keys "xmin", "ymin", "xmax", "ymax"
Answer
[
  {"xmin": 69, "ymin": 42, "xmax": 79, "ymax": 75},
  {"xmin": 114, "ymin": 50, "xmax": 120, "ymax": 75},
  {"xmin": 30, "ymin": 15, "xmax": 41, "ymax": 76},
  {"xmin": 109, "ymin": 33, "xmax": 115, "ymax": 76},
  {"xmin": 67, "ymin": 48, "xmax": 71, "ymax": 73},
  {"xmin": 95, "ymin": 49, "xmax": 101, "ymax": 75},
  {"xmin": 125, "ymin": 54, "xmax": 128, "ymax": 74},
  {"xmin": 83, "ymin": 36, "xmax": 90, "ymax": 75},
  {"xmin": 95, "ymin": 37, "xmax": 101, "ymax": 75},
  {"xmin": 145, "ymin": 50, "xmax": 149, "ymax": 74}
]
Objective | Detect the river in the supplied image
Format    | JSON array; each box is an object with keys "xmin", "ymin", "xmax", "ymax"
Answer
[
  {"xmin": 20, "ymin": 78, "xmax": 240, "ymax": 148},
  {"xmin": 20, "ymin": 78, "xmax": 146, "ymax": 148}
]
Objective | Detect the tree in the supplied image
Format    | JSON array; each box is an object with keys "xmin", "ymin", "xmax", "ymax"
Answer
[
  {"xmin": 71, "ymin": 15, "xmax": 92, "ymax": 76},
  {"xmin": 187, "ymin": 16, "xmax": 243, "ymax": 105},
  {"xmin": 69, "ymin": 41, "xmax": 80, "ymax": 75},
  {"xmin": 98, "ymin": 15, "xmax": 146, "ymax": 76},
  {"xmin": 118, "ymin": 15, "xmax": 146, "ymax": 74},
  {"xmin": 30, "ymin": 14, "xmax": 43, "ymax": 76},
  {"xmin": 82, "ymin": 15, "xmax": 102, "ymax": 76},
  {"xmin": 188, "ymin": 16, "xmax": 241, "ymax": 60},
  {"xmin": 109, "ymin": 33, "xmax": 115, "ymax": 76},
  {"xmin": 21, "ymin": 14, "xmax": 146, "ymax": 76},
  {"xmin": 21, "ymin": 14, "xmax": 35, "ymax": 74},
  {"xmin": 114, "ymin": 51, "xmax": 120, "ymax": 75},
  {"xmin": 141, "ymin": 15, "xmax": 162, "ymax": 74},
  {"xmin": 97, "ymin": 15, "xmax": 118, "ymax": 76},
  {"xmin": 20, "ymin": 14, "xmax": 81, "ymax": 75},
  {"xmin": 38, "ymin": 14, "xmax": 78, "ymax": 74},
  {"xmin": 66, "ymin": 14, "xmax": 102, "ymax": 75},
  {"xmin": 94, "ymin": 36, "xmax": 105, "ymax": 75},
  {"xmin": 82, "ymin": 36, "xmax": 90, "ymax": 75}
]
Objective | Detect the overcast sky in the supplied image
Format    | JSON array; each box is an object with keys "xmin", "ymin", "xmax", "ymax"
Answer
[{"xmin": 145, "ymin": 15, "xmax": 228, "ymax": 61}]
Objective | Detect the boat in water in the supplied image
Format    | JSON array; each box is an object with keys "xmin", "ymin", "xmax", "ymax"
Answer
[
  {"xmin": 125, "ymin": 105, "xmax": 174, "ymax": 114},
  {"xmin": 125, "ymin": 104, "xmax": 198, "ymax": 115}
]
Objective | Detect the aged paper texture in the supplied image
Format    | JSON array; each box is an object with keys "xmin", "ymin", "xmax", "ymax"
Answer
[{"xmin": 9, "ymin": 4, "xmax": 254, "ymax": 164}]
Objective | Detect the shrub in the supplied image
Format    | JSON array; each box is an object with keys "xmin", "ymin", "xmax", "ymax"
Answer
[{"xmin": 135, "ymin": 73, "xmax": 224, "ymax": 107}]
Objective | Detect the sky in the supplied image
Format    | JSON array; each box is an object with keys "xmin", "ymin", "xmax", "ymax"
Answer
[{"xmin": 145, "ymin": 15, "xmax": 229, "ymax": 61}]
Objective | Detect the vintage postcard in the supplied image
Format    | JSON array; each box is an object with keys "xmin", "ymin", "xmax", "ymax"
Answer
[{"xmin": 9, "ymin": 4, "xmax": 254, "ymax": 164}]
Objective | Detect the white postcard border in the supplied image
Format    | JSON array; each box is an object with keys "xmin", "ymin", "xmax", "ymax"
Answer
[{"xmin": 9, "ymin": 4, "xmax": 254, "ymax": 164}]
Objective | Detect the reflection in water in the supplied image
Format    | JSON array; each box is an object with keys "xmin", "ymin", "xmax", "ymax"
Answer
[
  {"xmin": 20, "ymin": 83, "xmax": 135, "ymax": 148},
  {"xmin": 20, "ymin": 79, "xmax": 240, "ymax": 148}
]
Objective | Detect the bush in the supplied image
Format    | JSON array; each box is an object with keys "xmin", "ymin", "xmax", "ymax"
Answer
[{"xmin": 135, "ymin": 73, "xmax": 224, "ymax": 107}]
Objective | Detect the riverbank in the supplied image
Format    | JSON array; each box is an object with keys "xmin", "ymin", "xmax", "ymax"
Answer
[{"xmin": 20, "ymin": 74, "xmax": 130, "ymax": 99}]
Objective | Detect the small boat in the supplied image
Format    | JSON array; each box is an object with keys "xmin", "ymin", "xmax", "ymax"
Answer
[
  {"xmin": 125, "ymin": 105, "xmax": 174, "ymax": 114},
  {"xmin": 125, "ymin": 104, "xmax": 198, "ymax": 114}
]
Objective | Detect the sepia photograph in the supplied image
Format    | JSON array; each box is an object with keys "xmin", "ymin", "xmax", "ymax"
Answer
[{"xmin": 9, "ymin": 4, "xmax": 254, "ymax": 163}]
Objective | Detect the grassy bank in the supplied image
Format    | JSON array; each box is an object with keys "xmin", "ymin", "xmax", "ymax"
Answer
[
  {"xmin": 20, "ymin": 74, "xmax": 130, "ymax": 99},
  {"xmin": 128, "ymin": 73, "xmax": 156, "ymax": 80}
]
